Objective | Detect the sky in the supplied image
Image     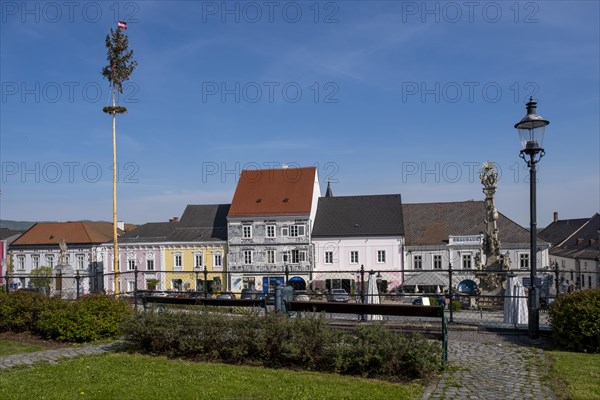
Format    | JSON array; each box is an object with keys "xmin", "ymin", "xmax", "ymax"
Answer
[{"xmin": 1, "ymin": 0, "xmax": 599, "ymax": 228}]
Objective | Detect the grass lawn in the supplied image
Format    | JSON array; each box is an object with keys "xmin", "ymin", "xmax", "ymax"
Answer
[
  {"xmin": 547, "ymin": 351, "xmax": 600, "ymax": 400},
  {"xmin": 0, "ymin": 352, "xmax": 424, "ymax": 400},
  {"xmin": 0, "ymin": 340, "xmax": 47, "ymax": 356}
]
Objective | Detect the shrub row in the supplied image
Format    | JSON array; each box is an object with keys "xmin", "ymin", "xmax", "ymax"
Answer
[
  {"xmin": 549, "ymin": 288, "xmax": 600, "ymax": 353},
  {"xmin": 122, "ymin": 310, "xmax": 442, "ymax": 381},
  {"xmin": 0, "ymin": 291, "xmax": 132, "ymax": 342}
]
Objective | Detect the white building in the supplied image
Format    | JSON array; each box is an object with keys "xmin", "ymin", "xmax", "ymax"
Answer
[{"xmin": 312, "ymin": 193, "xmax": 404, "ymax": 293}]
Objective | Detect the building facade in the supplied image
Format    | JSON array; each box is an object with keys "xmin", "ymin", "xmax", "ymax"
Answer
[
  {"xmin": 227, "ymin": 167, "xmax": 321, "ymax": 293},
  {"xmin": 312, "ymin": 194, "xmax": 405, "ymax": 294}
]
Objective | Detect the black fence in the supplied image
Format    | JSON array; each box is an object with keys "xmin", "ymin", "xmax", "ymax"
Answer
[{"xmin": 3, "ymin": 266, "xmax": 598, "ymax": 329}]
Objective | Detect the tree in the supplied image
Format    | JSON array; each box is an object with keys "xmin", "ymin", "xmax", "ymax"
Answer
[
  {"xmin": 101, "ymin": 26, "xmax": 137, "ymax": 294},
  {"xmin": 29, "ymin": 266, "xmax": 53, "ymax": 294}
]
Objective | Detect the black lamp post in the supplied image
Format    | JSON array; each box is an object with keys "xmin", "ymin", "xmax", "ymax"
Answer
[{"xmin": 514, "ymin": 97, "xmax": 550, "ymax": 340}]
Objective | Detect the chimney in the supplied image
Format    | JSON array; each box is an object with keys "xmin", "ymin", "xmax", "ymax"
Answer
[
  {"xmin": 117, "ymin": 221, "xmax": 125, "ymax": 231},
  {"xmin": 553, "ymin": 211, "xmax": 559, "ymax": 223},
  {"xmin": 169, "ymin": 217, "xmax": 179, "ymax": 223}
]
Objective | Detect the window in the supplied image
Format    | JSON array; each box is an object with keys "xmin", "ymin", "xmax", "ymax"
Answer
[
  {"xmin": 76, "ymin": 254, "xmax": 85, "ymax": 270},
  {"xmin": 195, "ymin": 253, "xmax": 203, "ymax": 268},
  {"xmin": 290, "ymin": 249, "xmax": 306, "ymax": 264},
  {"xmin": 350, "ymin": 251, "xmax": 359, "ymax": 264},
  {"xmin": 325, "ymin": 251, "xmax": 333, "ymax": 264},
  {"xmin": 243, "ymin": 277, "xmax": 255, "ymax": 289},
  {"xmin": 65, "ymin": 255, "xmax": 70, "ymax": 264},
  {"xmin": 17, "ymin": 255, "xmax": 25, "ymax": 270},
  {"xmin": 462, "ymin": 254, "xmax": 472, "ymax": 269},
  {"xmin": 214, "ymin": 252, "xmax": 222, "ymax": 267},
  {"xmin": 127, "ymin": 281, "xmax": 135, "ymax": 292},
  {"xmin": 377, "ymin": 250, "xmax": 386, "ymax": 263},
  {"xmin": 266, "ymin": 225, "xmax": 276, "ymax": 238},
  {"xmin": 519, "ymin": 254, "xmax": 529, "ymax": 269},
  {"xmin": 289, "ymin": 225, "xmax": 305, "ymax": 237},
  {"xmin": 172, "ymin": 279, "xmax": 183, "ymax": 291},
  {"xmin": 146, "ymin": 259, "xmax": 154, "ymax": 271},
  {"xmin": 174, "ymin": 254, "xmax": 183, "ymax": 270},
  {"xmin": 433, "ymin": 255, "xmax": 442, "ymax": 270},
  {"xmin": 32, "ymin": 255, "xmax": 39, "ymax": 269},
  {"xmin": 243, "ymin": 225, "xmax": 252, "ymax": 239},
  {"xmin": 128, "ymin": 259, "xmax": 136, "ymax": 271},
  {"xmin": 414, "ymin": 255, "xmax": 422, "ymax": 270},
  {"xmin": 46, "ymin": 255, "xmax": 55, "ymax": 268},
  {"xmin": 243, "ymin": 250, "xmax": 253, "ymax": 264},
  {"xmin": 282, "ymin": 226, "xmax": 289, "ymax": 236},
  {"xmin": 266, "ymin": 250, "xmax": 275, "ymax": 264}
]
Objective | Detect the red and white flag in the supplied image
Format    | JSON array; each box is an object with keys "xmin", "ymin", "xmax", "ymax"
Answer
[{"xmin": 118, "ymin": 21, "xmax": 127, "ymax": 30}]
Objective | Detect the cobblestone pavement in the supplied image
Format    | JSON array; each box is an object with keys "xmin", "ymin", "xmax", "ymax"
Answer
[
  {"xmin": 0, "ymin": 341, "xmax": 124, "ymax": 370},
  {"xmin": 422, "ymin": 329, "xmax": 557, "ymax": 400}
]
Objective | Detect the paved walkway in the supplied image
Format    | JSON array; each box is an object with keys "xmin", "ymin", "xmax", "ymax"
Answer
[
  {"xmin": 422, "ymin": 329, "xmax": 557, "ymax": 400},
  {"xmin": 0, "ymin": 341, "xmax": 124, "ymax": 370}
]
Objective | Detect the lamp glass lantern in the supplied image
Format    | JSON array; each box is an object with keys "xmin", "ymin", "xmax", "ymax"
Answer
[{"xmin": 514, "ymin": 97, "xmax": 549, "ymax": 154}]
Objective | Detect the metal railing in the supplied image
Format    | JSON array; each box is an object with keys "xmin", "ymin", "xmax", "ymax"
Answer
[{"xmin": 2, "ymin": 266, "xmax": 598, "ymax": 329}]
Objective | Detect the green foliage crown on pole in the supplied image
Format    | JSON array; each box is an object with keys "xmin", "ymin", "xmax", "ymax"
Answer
[{"xmin": 102, "ymin": 27, "xmax": 137, "ymax": 115}]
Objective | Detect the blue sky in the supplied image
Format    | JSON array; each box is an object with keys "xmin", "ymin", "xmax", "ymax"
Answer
[{"xmin": 1, "ymin": 1, "xmax": 599, "ymax": 227}]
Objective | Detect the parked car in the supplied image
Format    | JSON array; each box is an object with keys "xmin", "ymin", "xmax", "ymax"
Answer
[
  {"xmin": 216, "ymin": 292, "xmax": 236, "ymax": 300},
  {"xmin": 240, "ymin": 288, "xmax": 260, "ymax": 300},
  {"xmin": 265, "ymin": 292, "xmax": 275, "ymax": 305},
  {"xmin": 293, "ymin": 290, "xmax": 310, "ymax": 302},
  {"xmin": 328, "ymin": 289, "xmax": 349, "ymax": 303}
]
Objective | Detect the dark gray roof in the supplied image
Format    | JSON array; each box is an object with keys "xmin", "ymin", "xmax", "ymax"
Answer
[
  {"xmin": 539, "ymin": 218, "xmax": 589, "ymax": 245},
  {"xmin": 120, "ymin": 204, "xmax": 230, "ymax": 243},
  {"xmin": 120, "ymin": 222, "xmax": 175, "ymax": 244},
  {"xmin": 0, "ymin": 228, "xmax": 23, "ymax": 241},
  {"xmin": 403, "ymin": 201, "xmax": 539, "ymax": 246},
  {"xmin": 312, "ymin": 194, "xmax": 403, "ymax": 237},
  {"xmin": 548, "ymin": 213, "xmax": 600, "ymax": 260}
]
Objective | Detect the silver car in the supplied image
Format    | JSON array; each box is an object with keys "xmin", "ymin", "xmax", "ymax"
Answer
[
  {"xmin": 328, "ymin": 289, "xmax": 349, "ymax": 303},
  {"xmin": 293, "ymin": 290, "xmax": 310, "ymax": 302}
]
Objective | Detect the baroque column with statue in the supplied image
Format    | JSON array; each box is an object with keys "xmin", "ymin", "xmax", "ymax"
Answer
[{"xmin": 476, "ymin": 162, "xmax": 509, "ymax": 295}]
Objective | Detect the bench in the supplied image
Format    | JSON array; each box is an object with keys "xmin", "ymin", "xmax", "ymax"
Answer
[
  {"xmin": 286, "ymin": 301, "xmax": 448, "ymax": 367},
  {"xmin": 139, "ymin": 294, "xmax": 266, "ymax": 310}
]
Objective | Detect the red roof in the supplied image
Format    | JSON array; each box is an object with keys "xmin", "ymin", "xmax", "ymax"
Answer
[
  {"xmin": 11, "ymin": 222, "xmax": 122, "ymax": 246},
  {"xmin": 228, "ymin": 167, "xmax": 316, "ymax": 217}
]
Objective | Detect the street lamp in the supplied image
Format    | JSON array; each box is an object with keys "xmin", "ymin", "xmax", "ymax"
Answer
[{"xmin": 514, "ymin": 97, "xmax": 550, "ymax": 340}]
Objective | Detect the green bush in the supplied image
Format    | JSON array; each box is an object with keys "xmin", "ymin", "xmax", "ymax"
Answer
[
  {"xmin": 0, "ymin": 291, "xmax": 60, "ymax": 332},
  {"xmin": 35, "ymin": 295, "xmax": 132, "ymax": 342},
  {"xmin": 450, "ymin": 300, "xmax": 462, "ymax": 312},
  {"xmin": 549, "ymin": 288, "xmax": 600, "ymax": 353},
  {"xmin": 122, "ymin": 310, "xmax": 441, "ymax": 381},
  {"xmin": 333, "ymin": 324, "xmax": 441, "ymax": 381}
]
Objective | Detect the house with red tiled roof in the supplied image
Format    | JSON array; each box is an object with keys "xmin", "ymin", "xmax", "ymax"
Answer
[
  {"xmin": 8, "ymin": 221, "xmax": 126, "ymax": 292},
  {"xmin": 540, "ymin": 212, "xmax": 600, "ymax": 291},
  {"xmin": 227, "ymin": 166, "xmax": 321, "ymax": 293}
]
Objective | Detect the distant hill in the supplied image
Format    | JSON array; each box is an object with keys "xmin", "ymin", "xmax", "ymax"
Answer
[{"xmin": 0, "ymin": 220, "xmax": 38, "ymax": 230}]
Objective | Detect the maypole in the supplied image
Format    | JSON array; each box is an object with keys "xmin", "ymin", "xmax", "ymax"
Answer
[{"xmin": 102, "ymin": 21, "xmax": 137, "ymax": 294}]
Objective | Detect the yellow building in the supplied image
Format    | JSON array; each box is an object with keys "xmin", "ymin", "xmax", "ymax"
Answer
[{"xmin": 163, "ymin": 243, "xmax": 227, "ymax": 293}]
